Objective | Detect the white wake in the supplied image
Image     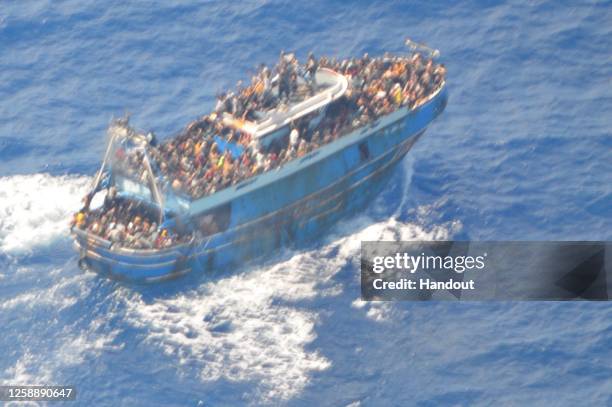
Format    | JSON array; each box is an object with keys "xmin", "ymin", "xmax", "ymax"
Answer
[
  {"xmin": 0, "ymin": 173, "xmax": 90, "ymax": 254},
  {"xmin": 122, "ymin": 214, "xmax": 460, "ymax": 403},
  {"xmin": 0, "ymin": 272, "xmax": 122, "ymax": 388},
  {"xmin": 0, "ymin": 169, "xmax": 462, "ymax": 403}
]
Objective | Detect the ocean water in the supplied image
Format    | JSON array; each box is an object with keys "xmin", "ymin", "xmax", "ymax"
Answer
[{"xmin": 1, "ymin": 1, "xmax": 611, "ymax": 405}]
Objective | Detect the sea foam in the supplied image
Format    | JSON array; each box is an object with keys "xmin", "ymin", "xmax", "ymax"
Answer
[
  {"xmin": 122, "ymin": 213, "xmax": 458, "ymax": 402},
  {"xmin": 0, "ymin": 173, "xmax": 90, "ymax": 254}
]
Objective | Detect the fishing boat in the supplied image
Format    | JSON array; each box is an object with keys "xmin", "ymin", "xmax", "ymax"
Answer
[{"xmin": 72, "ymin": 42, "xmax": 448, "ymax": 282}]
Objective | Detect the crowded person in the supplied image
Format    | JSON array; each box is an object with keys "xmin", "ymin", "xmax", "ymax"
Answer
[{"xmin": 78, "ymin": 50, "xmax": 445, "ymax": 249}]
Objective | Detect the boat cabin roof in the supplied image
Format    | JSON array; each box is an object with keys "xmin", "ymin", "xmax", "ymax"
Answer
[{"xmin": 222, "ymin": 68, "xmax": 348, "ymax": 140}]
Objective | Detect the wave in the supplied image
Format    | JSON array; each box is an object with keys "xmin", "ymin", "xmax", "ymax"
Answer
[
  {"xmin": 121, "ymin": 213, "xmax": 459, "ymax": 403},
  {"xmin": 0, "ymin": 270, "xmax": 121, "ymax": 389},
  {"xmin": 0, "ymin": 173, "xmax": 90, "ymax": 254},
  {"xmin": 0, "ymin": 168, "xmax": 460, "ymax": 403}
]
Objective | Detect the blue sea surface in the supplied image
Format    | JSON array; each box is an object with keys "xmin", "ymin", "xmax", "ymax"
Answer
[{"xmin": 1, "ymin": 1, "xmax": 611, "ymax": 405}]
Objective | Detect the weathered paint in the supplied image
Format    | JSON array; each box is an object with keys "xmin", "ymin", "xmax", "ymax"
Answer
[{"xmin": 73, "ymin": 83, "xmax": 448, "ymax": 282}]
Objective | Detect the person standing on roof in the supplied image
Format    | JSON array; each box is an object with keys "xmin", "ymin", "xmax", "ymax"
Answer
[
  {"xmin": 215, "ymin": 92, "xmax": 227, "ymax": 115},
  {"xmin": 260, "ymin": 66, "xmax": 272, "ymax": 107},
  {"xmin": 278, "ymin": 64, "xmax": 291, "ymax": 102},
  {"xmin": 306, "ymin": 52, "xmax": 318, "ymax": 92}
]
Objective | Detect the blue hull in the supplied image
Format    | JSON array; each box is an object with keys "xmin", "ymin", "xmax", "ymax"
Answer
[{"xmin": 74, "ymin": 84, "xmax": 448, "ymax": 282}]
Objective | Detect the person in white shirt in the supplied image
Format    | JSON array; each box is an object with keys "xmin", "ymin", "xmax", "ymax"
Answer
[{"xmin": 289, "ymin": 127, "xmax": 299, "ymax": 148}]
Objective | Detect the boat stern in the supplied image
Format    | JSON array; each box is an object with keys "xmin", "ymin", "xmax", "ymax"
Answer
[{"xmin": 72, "ymin": 227, "xmax": 194, "ymax": 283}]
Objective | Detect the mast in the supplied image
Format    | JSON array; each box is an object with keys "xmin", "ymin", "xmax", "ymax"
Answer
[
  {"xmin": 85, "ymin": 120, "xmax": 121, "ymax": 209},
  {"xmin": 141, "ymin": 149, "xmax": 164, "ymax": 225}
]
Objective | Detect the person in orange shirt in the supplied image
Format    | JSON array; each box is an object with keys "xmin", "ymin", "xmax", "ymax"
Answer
[{"xmin": 222, "ymin": 151, "xmax": 233, "ymax": 178}]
